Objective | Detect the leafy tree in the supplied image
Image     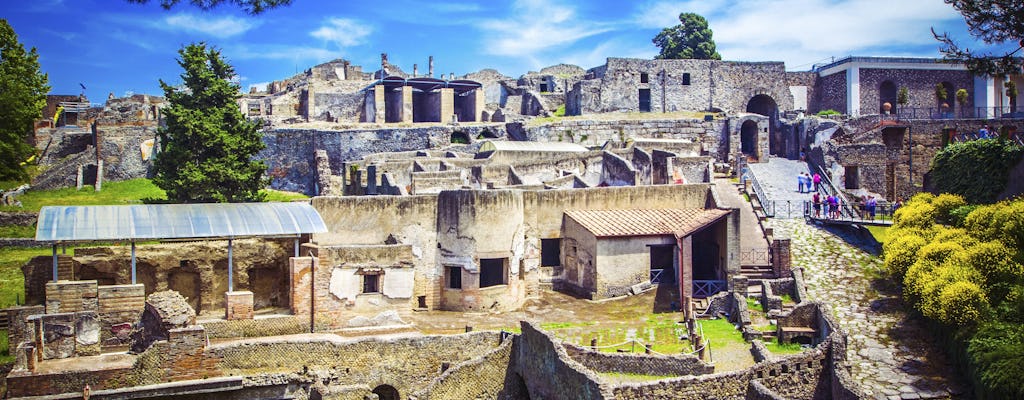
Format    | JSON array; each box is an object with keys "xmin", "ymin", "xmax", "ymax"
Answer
[
  {"xmin": 1008, "ymin": 80, "xmax": 1018, "ymax": 112},
  {"xmin": 935, "ymin": 83, "xmax": 948, "ymax": 105},
  {"xmin": 956, "ymin": 88, "xmax": 969, "ymax": 116},
  {"xmin": 153, "ymin": 43, "xmax": 267, "ymax": 203},
  {"xmin": 930, "ymin": 139, "xmax": 1024, "ymax": 203},
  {"xmin": 125, "ymin": 0, "xmax": 291, "ymax": 14},
  {"xmin": 933, "ymin": 0, "xmax": 1024, "ymax": 76},
  {"xmin": 897, "ymin": 86, "xmax": 909, "ymax": 109},
  {"xmin": 652, "ymin": 13, "xmax": 721, "ymax": 60},
  {"xmin": 0, "ymin": 19, "xmax": 49, "ymax": 182}
]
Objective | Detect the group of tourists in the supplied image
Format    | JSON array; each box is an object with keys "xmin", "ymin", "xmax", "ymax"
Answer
[
  {"xmin": 796, "ymin": 172, "xmax": 821, "ymax": 193},
  {"xmin": 811, "ymin": 192, "xmax": 842, "ymax": 219}
]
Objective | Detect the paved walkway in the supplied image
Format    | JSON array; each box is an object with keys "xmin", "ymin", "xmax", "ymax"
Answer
[
  {"xmin": 713, "ymin": 178, "xmax": 769, "ymax": 252},
  {"xmin": 747, "ymin": 157, "xmax": 816, "ymax": 218},
  {"xmin": 771, "ymin": 219, "xmax": 967, "ymax": 399}
]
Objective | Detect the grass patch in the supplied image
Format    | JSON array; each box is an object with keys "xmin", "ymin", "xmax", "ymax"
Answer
[
  {"xmin": 0, "ymin": 247, "xmax": 52, "ymax": 307},
  {"xmin": 262, "ymin": 189, "xmax": 310, "ymax": 202},
  {"xmin": 746, "ymin": 297, "xmax": 763, "ymax": 312},
  {"xmin": 0, "ymin": 178, "xmax": 166, "ymax": 212},
  {"xmin": 699, "ymin": 318, "xmax": 746, "ymax": 346},
  {"xmin": 742, "ymin": 193, "xmax": 750, "ymax": 202},
  {"xmin": 752, "ymin": 324, "xmax": 776, "ymax": 332},
  {"xmin": 764, "ymin": 339, "xmax": 805, "ymax": 355},
  {"xmin": 0, "ymin": 178, "xmax": 309, "ymax": 213},
  {"xmin": 0, "ymin": 329, "xmax": 11, "ymax": 365},
  {"xmin": 865, "ymin": 225, "xmax": 890, "ymax": 244},
  {"xmin": 599, "ymin": 371, "xmax": 676, "ymax": 383},
  {"xmin": 0, "ymin": 225, "xmax": 35, "ymax": 238},
  {"xmin": 780, "ymin": 294, "xmax": 795, "ymax": 304}
]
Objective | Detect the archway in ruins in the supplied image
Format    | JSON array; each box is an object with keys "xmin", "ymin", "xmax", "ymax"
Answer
[
  {"xmin": 879, "ymin": 80, "xmax": 897, "ymax": 114},
  {"xmin": 746, "ymin": 94, "xmax": 779, "ymax": 156},
  {"xmin": 372, "ymin": 384, "xmax": 400, "ymax": 400},
  {"xmin": 740, "ymin": 120, "xmax": 759, "ymax": 160}
]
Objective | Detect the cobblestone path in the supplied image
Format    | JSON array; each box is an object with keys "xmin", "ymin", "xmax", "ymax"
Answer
[
  {"xmin": 747, "ymin": 158, "xmax": 815, "ymax": 218},
  {"xmin": 772, "ymin": 219, "xmax": 967, "ymax": 399}
]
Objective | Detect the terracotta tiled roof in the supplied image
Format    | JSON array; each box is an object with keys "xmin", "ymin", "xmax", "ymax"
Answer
[{"xmin": 564, "ymin": 208, "xmax": 731, "ymax": 238}]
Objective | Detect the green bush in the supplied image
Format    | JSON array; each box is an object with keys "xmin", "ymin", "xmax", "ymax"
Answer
[
  {"xmin": 930, "ymin": 139, "xmax": 1024, "ymax": 204},
  {"xmin": 967, "ymin": 321, "xmax": 1024, "ymax": 399},
  {"xmin": 816, "ymin": 109, "xmax": 841, "ymax": 116},
  {"xmin": 883, "ymin": 233, "xmax": 927, "ymax": 281},
  {"xmin": 931, "ymin": 226, "xmax": 977, "ymax": 248},
  {"xmin": 937, "ymin": 280, "xmax": 988, "ymax": 326},
  {"xmin": 932, "ymin": 193, "xmax": 967, "ymax": 224},
  {"xmin": 894, "ymin": 201, "xmax": 937, "ymax": 230},
  {"xmin": 949, "ymin": 204, "xmax": 980, "ymax": 227}
]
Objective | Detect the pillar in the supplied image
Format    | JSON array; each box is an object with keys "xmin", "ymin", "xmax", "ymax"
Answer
[
  {"xmin": 288, "ymin": 257, "xmax": 313, "ymax": 316},
  {"xmin": 401, "ymin": 86, "xmax": 413, "ymax": 123},
  {"xmin": 366, "ymin": 165, "xmax": 378, "ymax": 195},
  {"xmin": 771, "ymin": 238, "xmax": 792, "ymax": 278},
  {"xmin": 95, "ymin": 160, "xmax": 103, "ymax": 192},
  {"xmin": 440, "ymin": 88, "xmax": 455, "ymax": 124},
  {"xmin": 374, "ymin": 85, "xmax": 385, "ymax": 123},
  {"xmin": 975, "ymin": 75, "xmax": 996, "ymax": 118},
  {"xmin": 474, "ymin": 89, "xmax": 485, "ymax": 122},
  {"xmin": 225, "ymin": 291, "xmax": 254, "ymax": 320},
  {"xmin": 846, "ymin": 67, "xmax": 860, "ymax": 117},
  {"xmin": 428, "ymin": 56, "xmax": 434, "ymax": 77},
  {"xmin": 678, "ymin": 235, "xmax": 693, "ymax": 320}
]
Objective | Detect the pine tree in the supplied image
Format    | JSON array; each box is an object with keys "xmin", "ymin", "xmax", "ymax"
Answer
[
  {"xmin": 153, "ymin": 43, "xmax": 267, "ymax": 203},
  {"xmin": 125, "ymin": 0, "xmax": 292, "ymax": 15},
  {"xmin": 652, "ymin": 13, "xmax": 722, "ymax": 60},
  {"xmin": 0, "ymin": 19, "xmax": 49, "ymax": 181}
]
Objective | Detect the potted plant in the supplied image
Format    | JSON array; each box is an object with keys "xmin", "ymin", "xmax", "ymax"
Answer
[
  {"xmin": 956, "ymin": 88, "xmax": 969, "ymax": 118},
  {"xmin": 936, "ymin": 83, "xmax": 949, "ymax": 117},
  {"xmin": 897, "ymin": 87, "xmax": 909, "ymax": 112}
]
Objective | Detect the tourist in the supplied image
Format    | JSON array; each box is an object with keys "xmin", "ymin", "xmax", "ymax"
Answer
[
  {"xmin": 979, "ymin": 125, "xmax": 990, "ymax": 139},
  {"xmin": 866, "ymin": 196, "xmax": 877, "ymax": 220},
  {"xmin": 812, "ymin": 192, "xmax": 821, "ymax": 218},
  {"xmin": 797, "ymin": 173, "xmax": 804, "ymax": 193},
  {"xmin": 799, "ymin": 148, "xmax": 806, "ymax": 162},
  {"xmin": 893, "ymin": 197, "xmax": 904, "ymax": 216},
  {"xmin": 812, "ymin": 173, "xmax": 821, "ymax": 192}
]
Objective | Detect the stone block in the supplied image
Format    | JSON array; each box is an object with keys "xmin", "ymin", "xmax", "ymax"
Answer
[
  {"xmin": 75, "ymin": 311, "xmax": 101, "ymax": 356},
  {"xmin": 225, "ymin": 291, "xmax": 254, "ymax": 320},
  {"xmin": 40, "ymin": 313, "xmax": 76, "ymax": 360}
]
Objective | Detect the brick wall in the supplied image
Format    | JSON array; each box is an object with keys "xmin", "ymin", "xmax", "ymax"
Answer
[
  {"xmin": 563, "ymin": 343, "xmax": 714, "ymax": 377},
  {"xmin": 45, "ymin": 280, "xmax": 98, "ymax": 313},
  {"xmin": 97, "ymin": 284, "xmax": 145, "ymax": 345},
  {"xmin": 414, "ymin": 336, "xmax": 520, "ymax": 399}
]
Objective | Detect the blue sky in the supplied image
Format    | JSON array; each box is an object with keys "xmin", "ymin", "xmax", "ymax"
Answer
[{"xmin": 1, "ymin": 0, "xmax": 1017, "ymax": 104}]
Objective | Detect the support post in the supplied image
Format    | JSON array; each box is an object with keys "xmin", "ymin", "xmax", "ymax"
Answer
[
  {"xmin": 294, "ymin": 238, "xmax": 300, "ymax": 258},
  {"xmin": 52, "ymin": 244, "xmax": 58, "ymax": 281},
  {"xmin": 131, "ymin": 241, "xmax": 137, "ymax": 284},
  {"xmin": 228, "ymin": 239, "xmax": 234, "ymax": 293}
]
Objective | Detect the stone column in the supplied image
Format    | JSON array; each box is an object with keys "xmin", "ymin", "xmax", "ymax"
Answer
[
  {"xmin": 289, "ymin": 257, "xmax": 313, "ymax": 316},
  {"xmin": 401, "ymin": 86, "xmax": 413, "ymax": 123},
  {"xmin": 428, "ymin": 56, "xmax": 434, "ymax": 77},
  {"xmin": 366, "ymin": 165, "xmax": 378, "ymax": 195},
  {"xmin": 771, "ymin": 238, "xmax": 792, "ymax": 278},
  {"xmin": 974, "ymin": 75, "xmax": 995, "ymax": 118},
  {"xmin": 678, "ymin": 236, "xmax": 693, "ymax": 320},
  {"xmin": 474, "ymin": 89, "xmax": 485, "ymax": 122},
  {"xmin": 76, "ymin": 165, "xmax": 84, "ymax": 191},
  {"xmin": 95, "ymin": 160, "xmax": 103, "ymax": 192},
  {"xmin": 846, "ymin": 67, "xmax": 860, "ymax": 117},
  {"xmin": 374, "ymin": 85, "xmax": 385, "ymax": 123},
  {"xmin": 440, "ymin": 88, "xmax": 455, "ymax": 123}
]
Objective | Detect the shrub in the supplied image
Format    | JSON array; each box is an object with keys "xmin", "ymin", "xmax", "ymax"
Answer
[
  {"xmin": 883, "ymin": 234, "xmax": 927, "ymax": 281},
  {"xmin": 816, "ymin": 109, "xmax": 841, "ymax": 116},
  {"xmin": 894, "ymin": 201, "xmax": 937, "ymax": 230},
  {"xmin": 964, "ymin": 202, "xmax": 1005, "ymax": 242},
  {"xmin": 929, "ymin": 139, "xmax": 1024, "ymax": 204},
  {"xmin": 967, "ymin": 321, "xmax": 1024, "ymax": 399},
  {"xmin": 938, "ymin": 280, "xmax": 988, "ymax": 326},
  {"xmin": 948, "ymin": 204, "xmax": 980, "ymax": 227},
  {"xmin": 931, "ymin": 193, "xmax": 967, "ymax": 224}
]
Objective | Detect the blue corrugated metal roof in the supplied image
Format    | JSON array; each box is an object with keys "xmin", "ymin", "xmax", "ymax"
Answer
[{"xmin": 36, "ymin": 202, "xmax": 327, "ymax": 242}]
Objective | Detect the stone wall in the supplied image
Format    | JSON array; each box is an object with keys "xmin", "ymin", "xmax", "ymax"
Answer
[
  {"xmin": 601, "ymin": 151, "xmax": 636, "ymax": 186},
  {"xmin": 858, "ymin": 68, "xmax": 974, "ymax": 114},
  {"xmin": 524, "ymin": 118, "xmax": 727, "ymax": 160},
  {"xmin": 414, "ymin": 336, "xmax": 523, "ymax": 400},
  {"xmin": 0, "ymin": 211, "xmax": 37, "ymax": 226},
  {"xmin": 815, "ymin": 73, "xmax": 847, "ymax": 114},
  {"xmin": 514, "ymin": 321, "xmax": 611, "ymax": 399},
  {"xmin": 563, "ymin": 343, "xmax": 714, "ymax": 377}
]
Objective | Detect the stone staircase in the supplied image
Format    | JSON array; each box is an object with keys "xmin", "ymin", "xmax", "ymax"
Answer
[{"xmin": 740, "ymin": 264, "xmax": 774, "ymax": 297}]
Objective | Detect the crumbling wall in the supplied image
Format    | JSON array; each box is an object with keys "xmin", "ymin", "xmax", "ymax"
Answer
[
  {"xmin": 563, "ymin": 343, "xmax": 714, "ymax": 377},
  {"xmin": 515, "ymin": 321, "xmax": 611, "ymax": 399},
  {"xmin": 600, "ymin": 151, "xmax": 636, "ymax": 186},
  {"xmin": 414, "ymin": 336, "xmax": 523, "ymax": 400}
]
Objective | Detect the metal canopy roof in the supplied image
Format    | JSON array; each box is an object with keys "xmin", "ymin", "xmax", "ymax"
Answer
[{"xmin": 36, "ymin": 202, "xmax": 327, "ymax": 242}]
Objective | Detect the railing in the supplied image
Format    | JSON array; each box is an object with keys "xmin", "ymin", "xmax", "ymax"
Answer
[
  {"xmin": 693, "ymin": 280, "xmax": 727, "ymax": 298},
  {"xmin": 739, "ymin": 248, "xmax": 770, "ymax": 265},
  {"xmin": 650, "ymin": 269, "xmax": 664, "ymax": 284},
  {"xmin": 893, "ymin": 106, "xmax": 1023, "ymax": 120},
  {"xmin": 747, "ymin": 167, "xmax": 774, "ymax": 217},
  {"xmin": 803, "ymin": 200, "xmax": 898, "ymax": 225}
]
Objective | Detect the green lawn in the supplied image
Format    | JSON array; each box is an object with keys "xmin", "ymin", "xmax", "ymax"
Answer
[
  {"xmin": 0, "ymin": 225, "xmax": 35, "ymax": 238},
  {"xmin": 0, "ymin": 329, "xmax": 11, "ymax": 365},
  {"xmin": 865, "ymin": 225, "xmax": 890, "ymax": 244},
  {"xmin": 0, "ymin": 247, "xmax": 50, "ymax": 308},
  {"xmin": 764, "ymin": 339, "xmax": 805, "ymax": 355},
  {"xmin": 0, "ymin": 178, "xmax": 309, "ymax": 213}
]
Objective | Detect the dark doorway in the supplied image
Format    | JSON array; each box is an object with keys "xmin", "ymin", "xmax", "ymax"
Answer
[
  {"xmin": 384, "ymin": 87, "xmax": 403, "ymax": 122},
  {"xmin": 83, "ymin": 164, "xmax": 98, "ymax": 186},
  {"xmin": 639, "ymin": 89, "xmax": 651, "ymax": 112},
  {"xmin": 844, "ymin": 166, "xmax": 859, "ymax": 189},
  {"xmin": 640, "ymin": 73, "xmax": 649, "ymax": 83},
  {"xmin": 746, "ymin": 95, "xmax": 779, "ymax": 155},
  {"xmin": 168, "ymin": 270, "xmax": 201, "ymax": 314},
  {"xmin": 480, "ymin": 258, "xmax": 507, "ymax": 287},
  {"xmin": 451, "ymin": 131, "xmax": 470, "ymax": 144},
  {"xmin": 879, "ymin": 81, "xmax": 897, "ymax": 114},
  {"xmin": 649, "ymin": 245, "xmax": 675, "ymax": 284},
  {"xmin": 682, "ymin": 73, "xmax": 691, "ymax": 85},
  {"xmin": 372, "ymin": 385, "xmax": 400, "ymax": 400},
  {"xmin": 413, "ymin": 91, "xmax": 441, "ymax": 122},
  {"xmin": 249, "ymin": 267, "xmax": 283, "ymax": 309},
  {"xmin": 741, "ymin": 120, "xmax": 759, "ymax": 159},
  {"xmin": 541, "ymin": 238, "xmax": 561, "ymax": 266},
  {"xmin": 539, "ymin": 83, "xmax": 550, "ymax": 92}
]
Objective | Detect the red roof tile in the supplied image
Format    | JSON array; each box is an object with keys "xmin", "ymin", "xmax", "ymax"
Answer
[{"xmin": 564, "ymin": 209, "xmax": 730, "ymax": 238}]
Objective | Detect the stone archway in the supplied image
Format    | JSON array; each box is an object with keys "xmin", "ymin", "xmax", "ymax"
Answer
[
  {"xmin": 746, "ymin": 94, "xmax": 779, "ymax": 156},
  {"xmin": 740, "ymin": 120, "xmax": 759, "ymax": 160},
  {"xmin": 372, "ymin": 385, "xmax": 400, "ymax": 400},
  {"xmin": 879, "ymin": 80, "xmax": 897, "ymax": 114}
]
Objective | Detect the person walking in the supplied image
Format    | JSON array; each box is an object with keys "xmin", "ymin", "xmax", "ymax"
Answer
[
  {"xmin": 867, "ymin": 195, "xmax": 877, "ymax": 220},
  {"xmin": 812, "ymin": 173, "xmax": 822, "ymax": 192},
  {"xmin": 812, "ymin": 192, "xmax": 821, "ymax": 218},
  {"xmin": 797, "ymin": 173, "xmax": 804, "ymax": 193}
]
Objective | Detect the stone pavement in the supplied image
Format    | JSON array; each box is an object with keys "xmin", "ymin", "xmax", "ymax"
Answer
[
  {"xmin": 770, "ymin": 219, "xmax": 967, "ymax": 400},
  {"xmin": 747, "ymin": 157, "xmax": 816, "ymax": 218},
  {"xmin": 713, "ymin": 178, "xmax": 769, "ymax": 251}
]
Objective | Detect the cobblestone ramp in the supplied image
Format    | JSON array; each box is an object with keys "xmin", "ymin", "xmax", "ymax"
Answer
[
  {"xmin": 747, "ymin": 158, "xmax": 815, "ymax": 218},
  {"xmin": 773, "ymin": 219, "xmax": 967, "ymax": 400}
]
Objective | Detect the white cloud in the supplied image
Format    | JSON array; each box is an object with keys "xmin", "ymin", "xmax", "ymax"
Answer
[
  {"xmin": 228, "ymin": 44, "xmax": 336, "ymax": 62},
  {"xmin": 163, "ymin": 13, "xmax": 258, "ymax": 38},
  {"xmin": 631, "ymin": 0, "xmax": 963, "ymax": 69},
  {"xmin": 247, "ymin": 82, "xmax": 271, "ymax": 92},
  {"xmin": 478, "ymin": 0, "xmax": 614, "ymax": 56},
  {"xmin": 310, "ymin": 18, "xmax": 373, "ymax": 49}
]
